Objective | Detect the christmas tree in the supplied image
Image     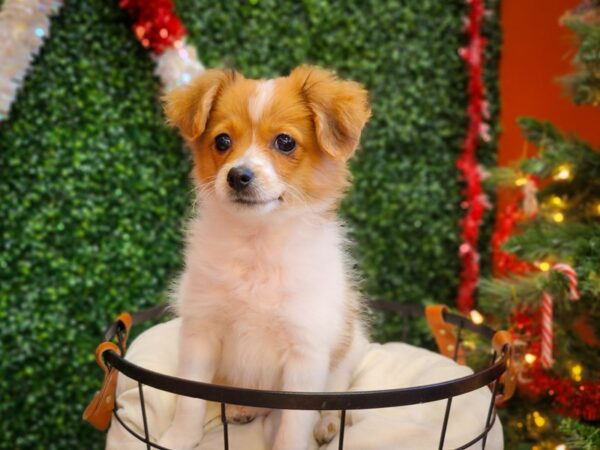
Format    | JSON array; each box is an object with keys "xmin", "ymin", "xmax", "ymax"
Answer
[{"xmin": 479, "ymin": 2, "xmax": 600, "ymax": 448}]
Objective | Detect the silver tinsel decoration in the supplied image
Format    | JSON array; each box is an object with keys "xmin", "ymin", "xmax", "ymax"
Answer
[
  {"xmin": 0, "ymin": 1, "xmax": 203, "ymax": 121},
  {"xmin": 153, "ymin": 39, "xmax": 204, "ymax": 92},
  {"xmin": 0, "ymin": 0, "xmax": 62, "ymax": 121}
]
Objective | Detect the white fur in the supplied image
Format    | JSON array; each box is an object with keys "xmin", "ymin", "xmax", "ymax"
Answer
[
  {"xmin": 249, "ymin": 80, "xmax": 275, "ymax": 123},
  {"xmin": 158, "ymin": 195, "xmax": 367, "ymax": 450}
]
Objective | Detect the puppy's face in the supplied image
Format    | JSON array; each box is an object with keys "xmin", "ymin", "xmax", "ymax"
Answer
[{"xmin": 165, "ymin": 66, "xmax": 370, "ymax": 216}]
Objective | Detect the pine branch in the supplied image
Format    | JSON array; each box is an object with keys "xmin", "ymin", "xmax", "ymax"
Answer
[
  {"xmin": 502, "ymin": 220, "xmax": 593, "ymax": 261},
  {"xmin": 502, "ymin": 220, "xmax": 600, "ymax": 296},
  {"xmin": 486, "ymin": 166, "xmax": 521, "ymax": 189},
  {"xmin": 562, "ymin": 72, "xmax": 600, "ymax": 106},
  {"xmin": 478, "ymin": 267, "xmax": 594, "ymax": 317},
  {"xmin": 478, "ymin": 274, "xmax": 545, "ymax": 316},
  {"xmin": 518, "ymin": 117, "xmax": 562, "ymax": 147},
  {"xmin": 514, "ymin": 119, "xmax": 600, "ymax": 212},
  {"xmin": 559, "ymin": 418, "xmax": 600, "ymax": 450},
  {"xmin": 561, "ymin": 15, "xmax": 600, "ymax": 106},
  {"xmin": 536, "ymin": 184, "xmax": 600, "ymax": 223},
  {"xmin": 518, "ymin": 119, "xmax": 600, "ymax": 178}
]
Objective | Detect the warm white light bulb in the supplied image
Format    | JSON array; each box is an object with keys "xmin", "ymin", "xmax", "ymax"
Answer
[
  {"xmin": 537, "ymin": 261, "xmax": 551, "ymax": 272},
  {"xmin": 553, "ymin": 164, "xmax": 573, "ymax": 181},
  {"xmin": 470, "ymin": 310, "xmax": 484, "ymax": 325}
]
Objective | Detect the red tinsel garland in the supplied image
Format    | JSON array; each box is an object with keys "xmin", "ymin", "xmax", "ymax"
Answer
[
  {"xmin": 119, "ymin": 0, "xmax": 186, "ymax": 54},
  {"xmin": 511, "ymin": 306, "xmax": 600, "ymax": 421},
  {"xmin": 522, "ymin": 366, "xmax": 600, "ymax": 422},
  {"xmin": 456, "ymin": 0, "xmax": 490, "ymax": 313},
  {"xmin": 491, "ymin": 198, "xmax": 536, "ymax": 276}
]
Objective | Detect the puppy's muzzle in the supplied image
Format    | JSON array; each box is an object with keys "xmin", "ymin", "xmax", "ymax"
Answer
[{"xmin": 227, "ymin": 166, "xmax": 254, "ymax": 193}]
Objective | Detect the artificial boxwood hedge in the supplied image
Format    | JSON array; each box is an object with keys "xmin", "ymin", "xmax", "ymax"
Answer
[{"xmin": 0, "ymin": 0, "xmax": 499, "ymax": 447}]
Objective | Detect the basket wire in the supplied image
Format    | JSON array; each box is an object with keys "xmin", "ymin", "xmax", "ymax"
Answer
[{"xmin": 98, "ymin": 301, "xmax": 509, "ymax": 450}]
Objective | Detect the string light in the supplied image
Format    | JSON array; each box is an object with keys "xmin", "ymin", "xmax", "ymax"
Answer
[
  {"xmin": 570, "ymin": 363, "xmax": 583, "ymax": 382},
  {"xmin": 549, "ymin": 196, "xmax": 566, "ymax": 208},
  {"xmin": 595, "ymin": 202, "xmax": 600, "ymax": 215},
  {"xmin": 555, "ymin": 445, "xmax": 567, "ymax": 450},
  {"xmin": 525, "ymin": 353, "xmax": 537, "ymax": 364},
  {"xmin": 462, "ymin": 340, "xmax": 476, "ymax": 351},
  {"xmin": 470, "ymin": 310, "xmax": 484, "ymax": 324},
  {"xmin": 552, "ymin": 212, "xmax": 565, "ymax": 223},
  {"xmin": 552, "ymin": 164, "xmax": 574, "ymax": 181},
  {"xmin": 533, "ymin": 410, "xmax": 546, "ymax": 427},
  {"xmin": 515, "ymin": 177, "xmax": 528, "ymax": 187},
  {"xmin": 536, "ymin": 261, "xmax": 551, "ymax": 272}
]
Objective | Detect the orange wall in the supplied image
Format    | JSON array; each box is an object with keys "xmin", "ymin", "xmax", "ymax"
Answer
[{"xmin": 499, "ymin": 0, "xmax": 600, "ymax": 173}]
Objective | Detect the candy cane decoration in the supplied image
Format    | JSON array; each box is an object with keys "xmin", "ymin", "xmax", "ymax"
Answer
[
  {"xmin": 540, "ymin": 263, "xmax": 580, "ymax": 369},
  {"xmin": 540, "ymin": 291, "xmax": 554, "ymax": 369},
  {"xmin": 553, "ymin": 263, "xmax": 581, "ymax": 300}
]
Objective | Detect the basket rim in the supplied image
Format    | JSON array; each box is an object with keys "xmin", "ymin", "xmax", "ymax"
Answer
[{"xmin": 102, "ymin": 300, "xmax": 508, "ymax": 411}]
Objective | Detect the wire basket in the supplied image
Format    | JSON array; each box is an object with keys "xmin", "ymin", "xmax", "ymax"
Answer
[{"xmin": 84, "ymin": 300, "xmax": 515, "ymax": 450}]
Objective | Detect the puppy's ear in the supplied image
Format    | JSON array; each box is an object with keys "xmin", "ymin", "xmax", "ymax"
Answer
[
  {"xmin": 163, "ymin": 69, "xmax": 239, "ymax": 140},
  {"xmin": 290, "ymin": 65, "xmax": 371, "ymax": 161}
]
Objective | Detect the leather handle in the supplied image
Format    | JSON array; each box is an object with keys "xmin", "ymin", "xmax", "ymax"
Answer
[
  {"xmin": 425, "ymin": 305, "xmax": 465, "ymax": 365},
  {"xmin": 492, "ymin": 330, "xmax": 517, "ymax": 405},
  {"xmin": 83, "ymin": 312, "xmax": 132, "ymax": 431},
  {"xmin": 95, "ymin": 341, "xmax": 120, "ymax": 374},
  {"xmin": 115, "ymin": 312, "xmax": 133, "ymax": 351}
]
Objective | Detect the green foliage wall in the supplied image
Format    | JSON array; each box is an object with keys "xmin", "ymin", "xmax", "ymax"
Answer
[{"xmin": 0, "ymin": 0, "xmax": 500, "ymax": 447}]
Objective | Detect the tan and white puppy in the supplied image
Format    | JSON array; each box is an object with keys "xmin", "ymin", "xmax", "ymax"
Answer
[{"xmin": 158, "ymin": 66, "xmax": 371, "ymax": 450}]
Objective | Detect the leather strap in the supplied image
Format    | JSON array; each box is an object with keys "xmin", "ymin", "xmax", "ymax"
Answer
[
  {"xmin": 103, "ymin": 305, "xmax": 169, "ymax": 342},
  {"xmin": 425, "ymin": 305, "xmax": 465, "ymax": 365},
  {"xmin": 114, "ymin": 312, "xmax": 132, "ymax": 352},
  {"xmin": 83, "ymin": 309, "xmax": 141, "ymax": 431},
  {"xmin": 82, "ymin": 342, "xmax": 121, "ymax": 430},
  {"xmin": 491, "ymin": 330, "xmax": 516, "ymax": 404}
]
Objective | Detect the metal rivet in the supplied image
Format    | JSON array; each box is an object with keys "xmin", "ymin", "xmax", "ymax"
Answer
[
  {"xmin": 105, "ymin": 395, "xmax": 112, "ymax": 404},
  {"xmin": 440, "ymin": 329, "xmax": 446, "ymax": 335},
  {"xmin": 447, "ymin": 344, "xmax": 454, "ymax": 351}
]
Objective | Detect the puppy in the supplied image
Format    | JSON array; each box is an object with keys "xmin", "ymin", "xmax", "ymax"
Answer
[{"xmin": 158, "ymin": 66, "xmax": 371, "ymax": 450}]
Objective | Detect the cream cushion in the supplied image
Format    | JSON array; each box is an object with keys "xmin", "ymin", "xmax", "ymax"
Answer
[{"xmin": 106, "ymin": 318, "xmax": 503, "ymax": 450}]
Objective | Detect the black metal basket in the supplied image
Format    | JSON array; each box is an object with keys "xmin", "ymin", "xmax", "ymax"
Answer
[{"xmin": 91, "ymin": 300, "xmax": 513, "ymax": 450}]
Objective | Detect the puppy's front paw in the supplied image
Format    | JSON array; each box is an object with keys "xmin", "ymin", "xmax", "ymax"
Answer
[
  {"xmin": 157, "ymin": 426, "xmax": 203, "ymax": 450},
  {"xmin": 225, "ymin": 404, "xmax": 257, "ymax": 424},
  {"xmin": 313, "ymin": 413, "xmax": 340, "ymax": 445}
]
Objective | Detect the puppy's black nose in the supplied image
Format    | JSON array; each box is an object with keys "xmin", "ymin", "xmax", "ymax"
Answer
[{"xmin": 227, "ymin": 166, "xmax": 254, "ymax": 192}]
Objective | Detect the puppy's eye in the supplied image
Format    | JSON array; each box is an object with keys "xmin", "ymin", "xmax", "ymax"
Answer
[
  {"xmin": 215, "ymin": 133, "xmax": 232, "ymax": 152},
  {"xmin": 274, "ymin": 134, "xmax": 296, "ymax": 154}
]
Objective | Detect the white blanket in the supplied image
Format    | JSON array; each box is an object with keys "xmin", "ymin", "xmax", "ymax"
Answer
[{"xmin": 106, "ymin": 319, "xmax": 503, "ymax": 450}]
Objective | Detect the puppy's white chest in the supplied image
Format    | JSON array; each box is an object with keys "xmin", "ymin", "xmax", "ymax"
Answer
[
  {"xmin": 219, "ymin": 307, "xmax": 288, "ymax": 389},
  {"xmin": 224, "ymin": 245, "xmax": 290, "ymax": 306},
  {"xmin": 179, "ymin": 215, "xmax": 348, "ymax": 388}
]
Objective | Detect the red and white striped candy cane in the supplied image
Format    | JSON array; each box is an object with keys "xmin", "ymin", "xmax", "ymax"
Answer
[
  {"xmin": 540, "ymin": 263, "xmax": 580, "ymax": 369},
  {"xmin": 553, "ymin": 263, "xmax": 580, "ymax": 300}
]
